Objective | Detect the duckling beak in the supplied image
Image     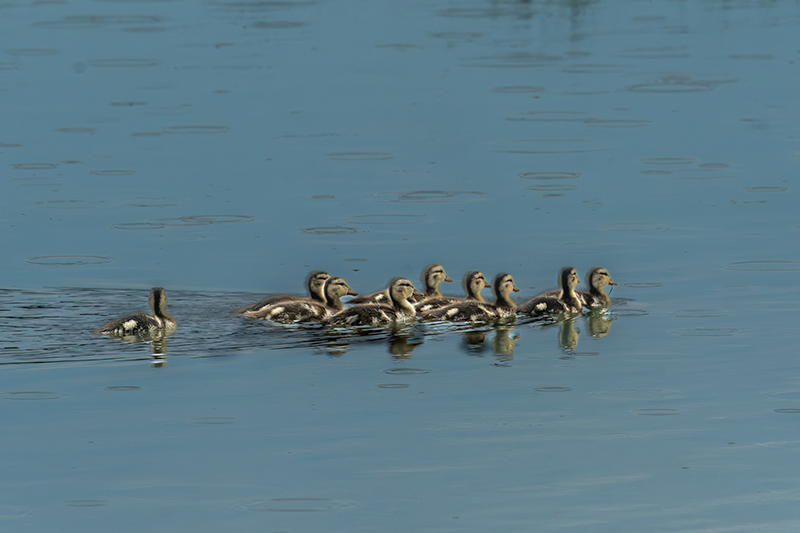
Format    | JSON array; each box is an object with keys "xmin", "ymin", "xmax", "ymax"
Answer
[
  {"xmin": 347, "ymin": 289, "xmax": 359, "ymax": 296},
  {"xmin": 512, "ymin": 285, "xmax": 520, "ymax": 292},
  {"xmin": 413, "ymin": 289, "xmax": 424, "ymax": 298},
  {"xmin": 608, "ymin": 280, "xmax": 618, "ymax": 286},
  {"xmin": 444, "ymin": 276, "xmax": 453, "ymax": 283}
]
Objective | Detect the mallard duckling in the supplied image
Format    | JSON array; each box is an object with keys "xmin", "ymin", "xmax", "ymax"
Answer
[
  {"xmin": 419, "ymin": 273, "xmax": 519, "ymax": 322},
  {"xmin": 347, "ymin": 264, "xmax": 451, "ymax": 305},
  {"xmin": 232, "ymin": 270, "xmax": 330, "ymax": 314},
  {"xmin": 94, "ymin": 287, "xmax": 177, "ymax": 336},
  {"xmin": 517, "ymin": 266, "xmax": 582, "ymax": 316},
  {"xmin": 244, "ymin": 277, "xmax": 357, "ymax": 323},
  {"xmin": 325, "ymin": 277, "xmax": 417, "ymax": 327},
  {"xmin": 534, "ymin": 266, "xmax": 617, "ymax": 307},
  {"xmin": 415, "ymin": 271, "xmax": 490, "ymax": 313}
]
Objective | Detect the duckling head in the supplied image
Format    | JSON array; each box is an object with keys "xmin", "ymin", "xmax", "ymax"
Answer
[
  {"xmin": 307, "ymin": 271, "xmax": 331, "ymax": 296},
  {"xmin": 324, "ymin": 277, "xmax": 358, "ymax": 300},
  {"xmin": 586, "ymin": 267, "xmax": 616, "ymax": 291},
  {"xmin": 559, "ymin": 267, "xmax": 580, "ymax": 293},
  {"xmin": 464, "ymin": 271, "xmax": 489, "ymax": 299},
  {"xmin": 492, "ymin": 273, "xmax": 520, "ymax": 298},
  {"xmin": 421, "ymin": 264, "xmax": 453, "ymax": 295},
  {"xmin": 389, "ymin": 277, "xmax": 417, "ymax": 302}
]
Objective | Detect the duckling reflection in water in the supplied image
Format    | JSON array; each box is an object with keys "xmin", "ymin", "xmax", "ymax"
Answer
[
  {"xmin": 419, "ymin": 273, "xmax": 519, "ymax": 322},
  {"xmin": 348, "ymin": 264, "xmax": 451, "ymax": 305},
  {"xmin": 493, "ymin": 326, "xmax": 519, "ymax": 356},
  {"xmin": 517, "ymin": 267, "xmax": 582, "ymax": 317},
  {"xmin": 94, "ymin": 287, "xmax": 177, "ymax": 337},
  {"xmin": 325, "ymin": 278, "xmax": 418, "ymax": 327},
  {"xmin": 232, "ymin": 270, "xmax": 330, "ymax": 314},
  {"xmin": 558, "ymin": 318, "xmax": 580, "ymax": 351},
  {"xmin": 243, "ymin": 277, "xmax": 356, "ymax": 323},
  {"xmin": 415, "ymin": 271, "xmax": 490, "ymax": 313},
  {"xmin": 585, "ymin": 307, "xmax": 615, "ymax": 337}
]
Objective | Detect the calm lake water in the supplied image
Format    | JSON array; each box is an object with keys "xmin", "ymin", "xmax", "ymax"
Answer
[{"xmin": 3, "ymin": 0, "xmax": 800, "ymax": 531}]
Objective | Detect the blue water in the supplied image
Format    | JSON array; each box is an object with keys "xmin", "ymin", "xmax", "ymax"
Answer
[{"xmin": 3, "ymin": 0, "xmax": 800, "ymax": 531}]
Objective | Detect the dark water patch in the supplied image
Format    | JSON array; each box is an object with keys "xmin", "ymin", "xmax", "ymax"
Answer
[
  {"xmin": 163, "ymin": 125, "xmax": 229, "ymax": 134},
  {"xmin": 382, "ymin": 368, "xmax": 431, "ymax": 375},
  {"xmin": 376, "ymin": 43, "xmax": 422, "ymax": 50},
  {"xmin": 730, "ymin": 54, "xmax": 773, "ymax": 60},
  {"xmin": 623, "ymin": 283, "xmax": 661, "ymax": 288},
  {"xmin": 55, "ymin": 128, "xmax": 96, "ymax": 134},
  {"xmin": 312, "ymin": 195, "xmax": 335, "ymax": 199},
  {"xmin": 65, "ymin": 500, "xmax": 105, "ymax": 507},
  {"xmin": 5, "ymin": 48, "xmax": 59, "ymax": 56},
  {"xmin": 618, "ymin": 46, "xmax": 690, "ymax": 59},
  {"xmin": 35, "ymin": 15, "xmax": 164, "ymax": 29},
  {"xmin": 114, "ymin": 215, "xmax": 253, "ymax": 229},
  {"xmin": 12, "ymin": 163, "xmax": 58, "ymax": 170},
  {"xmin": 519, "ymin": 171, "xmax": 581, "ymax": 180},
  {"xmin": 593, "ymin": 389, "xmax": 680, "ymax": 401},
  {"xmin": 642, "ymin": 157, "xmax": 694, "ymax": 165},
  {"xmin": 91, "ymin": 170, "xmax": 136, "ymax": 176},
  {"xmin": 774, "ymin": 408, "xmax": 800, "ymax": 414},
  {"xmin": 112, "ymin": 222, "xmax": 165, "ymax": 230},
  {"xmin": 699, "ymin": 163, "xmax": 730, "ymax": 169},
  {"xmin": 562, "ymin": 64, "xmax": 627, "ymax": 74},
  {"xmin": 628, "ymin": 75, "xmax": 735, "ymax": 93},
  {"xmin": 743, "ymin": 186, "xmax": 788, "ymax": 193},
  {"xmin": 326, "ymin": 152, "xmax": 393, "ymax": 161},
  {"xmin": 348, "ymin": 214, "xmax": 426, "ymax": 225},
  {"xmin": 236, "ymin": 498, "xmax": 359, "ymax": 512},
  {"xmin": 105, "ymin": 386, "xmax": 142, "ymax": 391},
  {"xmin": 344, "ymin": 258, "xmax": 367, "ymax": 262},
  {"xmin": 604, "ymin": 223, "xmax": 666, "ymax": 232},
  {"xmin": 191, "ymin": 417, "xmax": 236, "ymax": 425},
  {"xmin": 1, "ymin": 391, "xmax": 62, "ymax": 400},
  {"xmin": 375, "ymin": 190, "xmax": 484, "ymax": 203},
  {"xmin": 534, "ymin": 386, "xmax": 572, "ymax": 393},
  {"xmin": 109, "ymin": 101, "xmax": 146, "ymax": 107},
  {"xmin": 727, "ymin": 261, "xmax": 800, "ymax": 272},
  {"xmin": 673, "ymin": 309, "xmax": 727, "ymax": 318},
  {"xmin": 431, "ymin": 31, "xmax": 483, "ymax": 41},
  {"xmin": 526, "ymin": 184, "xmax": 578, "ymax": 192},
  {"xmin": 34, "ymin": 200, "xmax": 103, "ymax": 209},
  {"xmin": 634, "ymin": 409, "xmax": 680, "ymax": 416},
  {"xmin": 378, "ymin": 383, "xmax": 410, "ymax": 389},
  {"xmin": 89, "ymin": 58, "xmax": 158, "ymax": 68},
  {"xmin": 642, "ymin": 170, "xmax": 672, "ymax": 175},
  {"xmin": 585, "ymin": 118, "xmax": 650, "ymax": 128},
  {"xmin": 678, "ymin": 328, "xmax": 737, "ymax": 337},
  {"xmin": 462, "ymin": 52, "xmax": 562, "ymax": 68},
  {"xmin": 301, "ymin": 226, "xmax": 359, "ymax": 235},
  {"xmin": 251, "ymin": 20, "xmax": 308, "ymax": 29},
  {"xmin": 0, "ymin": 142, "xmax": 22, "ymax": 148},
  {"xmin": 131, "ymin": 132, "xmax": 163, "ymax": 137},
  {"xmin": 611, "ymin": 309, "xmax": 649, "ymax": 317},
  {"xmin": 765, "ymin": 391, "xmax": 800, "ymax": 400},
  {"xmin": 507, "ymin": 111, "xmax": 588, "ymax": 123},
  {"xmin": 214, "ymin": 1, "xmax": 315, "ymax": 12},
  {"xmin": 491, "ymin": 85, "xmax": 544, "ymax": 94},
  {"xmin": 27, "ymin": 256, "xmax": 112, "ymax": 265}
]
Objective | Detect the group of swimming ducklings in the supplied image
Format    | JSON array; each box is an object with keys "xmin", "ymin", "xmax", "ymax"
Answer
[{"xmin": 94, "ymin": 265, "xmax": 617, "ymax": 337}]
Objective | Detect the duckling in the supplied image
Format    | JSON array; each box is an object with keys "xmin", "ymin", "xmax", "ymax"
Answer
[
  {"xmin": 232, "ymin": 270, "xmax": 330, "ymax": 314},
  {"xmin": 244, "ymin": 277, "xmax": 357, "ymax": 323},
  {"xmin": 415, "ymin": 271, "xmax": 490, "ymax": 313},
  {"xmin": 347, "ymin": 264, "xmax": 451, "ymax": 305},
  {"xmin": 325, "ymin": 277, "xmax": 417, "ymax": 327},
  {"xmin": 94, "ymin": 287, "xmax": 177, "ymax": 336},
  {"xmin": 419, "ymin": 273, "xmax": 519, "ymax": 322},
  {"xmin": 534, "ymin": 267, "xmax": 617, "ymax": 307},
  {"xmin": 517, "ymin": 266, "xmax": 582, "ymax": 316}
]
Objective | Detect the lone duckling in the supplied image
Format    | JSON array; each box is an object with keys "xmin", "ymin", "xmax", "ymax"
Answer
[
  {"xmin": 517, "ymin": 266, "xmax": 582, "ymax": 316},
  {"xmin": 419, "ymin": 273, "xmax": 519, "ymax": 322},
  {"xmin": 325, "ymin": 277, "xmax": 417, "ymax": 327},
  {"xmin": 232, "ymin": 270, "xmax": 330, "ymax": 314},
  {"xmin": 94, "ymin": 287, "xmax": 177, "ymax": 336},
  {"xmin": 347, "ymin": 264, "xmax": 452, "ymax": 305},
  {"xmin": 415, "ymin": 270, "xmax": 490, "ymax": 313},
  {"xmin": 244, "ymin": 277, "xmax": 357, "ymax": 323}
]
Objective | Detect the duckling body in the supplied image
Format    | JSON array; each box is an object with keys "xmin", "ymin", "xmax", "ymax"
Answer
[
  {"xmin": 535, "ymin": 267, "xmax": 616, "ymax": 307},
  {"xmin": 347, "ymin": 264, "xmax": 451, "ymax": 305},
  {"xmin": 518, "ymin": 267, "xmax": 582, "ymax": 316},
  {"xmin": 232, "ymin": 271, "xmax": 330, "ymax": 314},
  {"xmin": 420, "ymin": 273, "xmax": 519, "ymax": 322},
  {"xmin": 244, "ymin": 277, "xmax": 356, "ymax": 323},
  {"xmin": 326, "ymin": 278, "xmax": 417, "ymax": 327},
  {"xmin": 94, "ymin": 287, "xmax": 177, "ymax": 336},
  {"xmin": 415, "ymin": 271, "xmax": 490, "ymax": 313}
]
